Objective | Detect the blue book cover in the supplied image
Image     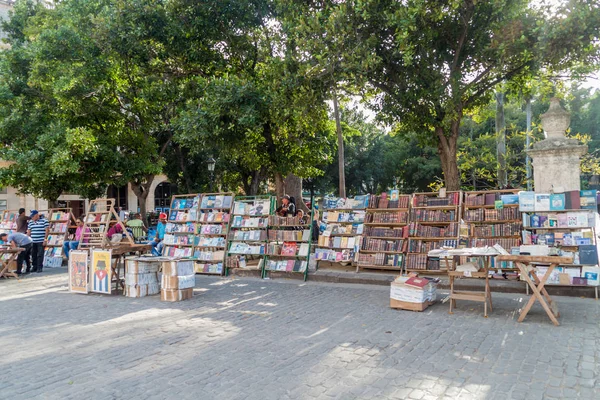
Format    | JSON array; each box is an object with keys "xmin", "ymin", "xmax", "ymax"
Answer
[
  {"xmin": 580, "ymin": 190, "xmax": 597, "ymax": 210},
  {"xmin": 550, "ymin": 193, "xmax": 566, "ymax": 211}
]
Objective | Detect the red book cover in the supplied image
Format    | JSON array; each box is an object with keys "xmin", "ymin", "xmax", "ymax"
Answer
[{"xmin": 404, "ymin": 277, "xmax": 430, "ymax": 289}]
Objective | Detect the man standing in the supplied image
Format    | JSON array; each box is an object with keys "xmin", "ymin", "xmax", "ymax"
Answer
[
  {"xmin": 151, "ymin": 213, "xmax": 167, "ymax": 256},
  {"xmin": 0, "ymin": 232, "xmax": 33, "ymax": 275},
  {"xmin": 16, "ymin": 208, "xmax": 30, "ymax": 234},
  {"xmin": 27, "ymin": 210, "xmax": 49, "ymax": 273}
]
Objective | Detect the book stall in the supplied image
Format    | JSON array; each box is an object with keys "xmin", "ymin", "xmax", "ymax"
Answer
[
  {"xmin": 194, "ymin": 192, "xmax": 234, "ymax": 275},
  {"xmin": 265, "ymin": 213, "xmax": 313, "ymax": 281},
  {"xmin": 356, "ymin": 191, "xmax": 409, "ymax": 273},
  {"xmin": 314, "ymin": 195, "xmax": 367, "ymax": 268},
  {"xmin": 0, "ymin": 210, "xmax": 18, "ymax": 235},
  {"xmin": 405, "ymin": 191, "xmax": 462, "ymax": 274},
  {"xmin": 163, "ymin": 194, "xmax": 201, "ymax": 259},
  {"xmin": 225, "ymin": 196, "xmax": 274, "ymax": 275},
  {"xmin": 43, "ymin": 208, "xmax": 76, "ymax": 268}
]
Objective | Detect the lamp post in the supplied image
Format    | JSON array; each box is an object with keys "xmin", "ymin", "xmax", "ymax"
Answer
[{"xmin": 207, "ymin": 157, "xmax": 216, "ymax": 192}]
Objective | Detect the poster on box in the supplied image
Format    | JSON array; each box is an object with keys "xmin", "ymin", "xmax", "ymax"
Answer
[
  {"xmin": 90, "ymin": 249, "xmax": 112, "ymax": 294},
  {"xmin": 69, "ymin": 251, "xmax": 89, "ymax": 294}
]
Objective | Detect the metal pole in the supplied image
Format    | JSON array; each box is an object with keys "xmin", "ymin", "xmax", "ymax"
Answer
[{"xmin": 526, "ymin": 96, "xmax": 532, "ymax": 191}]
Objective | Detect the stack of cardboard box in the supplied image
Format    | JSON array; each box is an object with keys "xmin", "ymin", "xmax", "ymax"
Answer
[
  {"xmin": 161, "ymin": 259, "xmax": 195, "ymax": 302},
  {"xmin": 124, "ymin": 257, "xmax": 161, "ymax": 298}
]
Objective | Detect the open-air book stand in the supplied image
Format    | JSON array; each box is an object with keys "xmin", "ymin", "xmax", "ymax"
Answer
[
  {"xmin": 78, "ymin": 198, "xmax": 138, "ymax": 293},
  {"xmin": 496, "ymin": 255, "xmax": 573, "ymax": 326}
]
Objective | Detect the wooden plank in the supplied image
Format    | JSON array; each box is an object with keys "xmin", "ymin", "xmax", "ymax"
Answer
[
  {"xmin": 450, "ymin": 292, "xmax": 487, "ymax": 302},
  {"xmin": 496, "ymin": 255, "xmax": 573, "ymax": 264}
]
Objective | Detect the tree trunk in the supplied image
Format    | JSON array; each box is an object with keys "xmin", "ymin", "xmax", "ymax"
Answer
[
  {"xmin": 175, "ymin": 144, "xmax": 192, "ymax": 193},
  {"xmin": 284, "ymin": 173, "xmax": 309, "ymax": 213},
  {"xmin": 435, "ymin": 126, "xmax": 461, "ymax": 191},
  {"xmin": 275, "ymin": 172, "xmax": 285, "ymax": 202},
  {"xmin": 496, "ymin": 91, "xmax": 507, "ymax": 188},
  {"xmin": 130, "ymin": 174, "xmax": 154, "ymax": 227},
  {"xmin": 248, "ymin": 167, "xmax": 267, "ymax": 196},
  {"xmin": 47, "ymin": 199, "xmax": 59, "ymax": 209},
  {"xmin": 525, "ymin": 95, "xmax": 533, "ymax": 191},
  {"xmin": 332, "ymin": 89, "xmax": 346, "ymax": 198}
]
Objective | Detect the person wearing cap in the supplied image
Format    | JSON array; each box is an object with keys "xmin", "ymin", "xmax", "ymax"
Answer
[
  {"xmin": 276, "ymin": 195, "xmax": 296, "ymax": 217},
  {"xmin": 26, "ymin": 210, "xmax": 49, "ymax": 273},
  {"xmin": 151, "ymin": 212, "xmax": 168, "ymax": 256},
  {"xmin": 16, "ymin": 208, "xmax": 30, "ymax": 234}
]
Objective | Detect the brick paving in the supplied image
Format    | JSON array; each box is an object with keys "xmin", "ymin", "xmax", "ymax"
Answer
[{"xmin": 1, "ymin": 269, "xmax": 599, "ymax": 399}]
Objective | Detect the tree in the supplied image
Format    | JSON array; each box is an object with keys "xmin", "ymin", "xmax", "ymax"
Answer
[
  {"xmin": 290, "ymin": 0, "xmax": 600, "ymax": 190},
  {"xmin": 496, "ymin": 91, "xmax": 508, "ymax": 188}
]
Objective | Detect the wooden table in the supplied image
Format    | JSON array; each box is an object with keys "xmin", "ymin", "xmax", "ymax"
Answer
[
  {"xmin": 496, "ymin": 255, "xmax": 573, "ymax": 326},
  {"xmin": 0, "ymin": 247, "xmax": 24, "ymax": 279},
  {"xmin": 448, "ymin": 253, "xmax": 497, "ymax": 317},
  {"xmin": 108, "ymin": 244, "xmax": 152, "ymax": 293}
]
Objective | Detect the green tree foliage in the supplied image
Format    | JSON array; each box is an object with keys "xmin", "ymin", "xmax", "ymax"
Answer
[{"xmin": 288, "ymin": 0, "xmax": 600, "ymax": 190}]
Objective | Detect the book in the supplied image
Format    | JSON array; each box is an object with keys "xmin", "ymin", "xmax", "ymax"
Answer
[
  {"xmin": 579, "ymin": 245, "xmax": 598, "ymax": 265},
  {"xmin": 404, "ymin": 277, "xmax": 430, "ymax": 289},
  {"xmin": 565, "ymin": 190, "xmax": 581, "ymax": 210},
  {"xmin": 518, "ymin": 191, "xmax": 535, "ymax": 212},
  {"xmin": 534, "ymin": 194, "xmax": 550, "ymax": 212},
  {"xmin": 501, "ymin": 194, "xmax": 519, "ymax": 205},
  {"xmin": 580, "ymin": 190, "xmax": 597, "ymax": 210},
  {"xmin": 549, "ymin": 193, "xmax": 566, "ymax": 211}
]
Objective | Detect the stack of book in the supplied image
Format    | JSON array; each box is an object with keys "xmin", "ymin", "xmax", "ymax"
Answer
[
  {"xmin": 160, "ymin": 259, "xmax": 195, "ymax": 302},
  {"xmin": 125, "ymin": 257, "xmax": 161, "ymax": 298}
]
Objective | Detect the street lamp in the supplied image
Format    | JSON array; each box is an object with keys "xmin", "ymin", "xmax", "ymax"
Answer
[{"xmin": 207, "ymin": 157, "xmax": 216, "ymax": 192}]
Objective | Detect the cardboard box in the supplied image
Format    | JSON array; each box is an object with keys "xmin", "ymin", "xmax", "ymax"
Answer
[
  {"xmin": 162, "ymin": 260, "xmax": 195, "ymax": 276},
  {"xmin": 161, "ymin": 274, "xmax": 196, "ymax": 289},
  {"xmin": 161, "ymin": 288, "xmax": 193, "ymax": 302},
  {"xmin": 390, "ymin": 276, "xmax": 436, "ymax": 311},
  {"xmin": 126, "ymin": 257, "xmax": 162, "ymax": 274},
  {"xmin": 125, "ymin": 282, "xmax": 160, "ymax": 298},
  {"xmin": 390, "ymin": 298, "xmax": 433, "ymax": 312}
]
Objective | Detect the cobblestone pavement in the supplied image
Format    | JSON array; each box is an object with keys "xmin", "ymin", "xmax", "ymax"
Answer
[{"xmin": 1, "ymin": 269, "xmax": 599, "ymax": 400}]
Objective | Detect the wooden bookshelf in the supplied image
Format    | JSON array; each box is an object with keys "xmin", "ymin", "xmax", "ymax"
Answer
[
  {"xmin": 162, "ymin": 194, "xmax": 201, "ymax": 259},
  {"xmin": 314, "ymin": 196, "xmax": 368, "ymax": 269},
  {"xmin": 464, "ymin": 189, "xmax": 522, "ymax": 252},
  {"xmin": 264, "ymin": 213, "xmax": 314, "ymax": 281},
  {"xmin": 194, "ymin": 192, "xmax": 234, "ymax": 275},
  {"xmin": 0, "ymin": 210, "xmax": 18, "ymax": 234},
  {"xmin": 356, "ymin": 192, "xmax": 409, "ymax": 273},
  {"xmin": 79, "ymin": 199, "xmax": 133, "ymax": 249},
  {"xmin": 405, "ymin": 191, "xmax": 462, "ymax": 273},
  {"xmin": 43, "ymin": 208, "xmax": 76, "ymax": 268},
  {"xmin": 225, "ymin": 195, "xmax": 275, "ymax": 276}
]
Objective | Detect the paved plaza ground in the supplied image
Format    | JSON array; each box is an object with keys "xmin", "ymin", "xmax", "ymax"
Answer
[{"xmin": 1, "ymin": 269, "xmax": 599, "ymax": 400}]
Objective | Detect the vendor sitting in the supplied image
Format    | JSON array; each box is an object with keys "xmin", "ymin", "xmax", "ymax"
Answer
[
  {"xmin": 106, "ymin": 222, "xmax": 124, "ymax": 244},
  {"xmin": 63, "ymin": 217, "xmax": 87, "ymax": 259},
  {"xmin": 151, "ymin": 212, "xmax": 167, "ymax": 256}
]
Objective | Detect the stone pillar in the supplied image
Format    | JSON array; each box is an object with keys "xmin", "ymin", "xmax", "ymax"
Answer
[{"xmin": 527, "ymin": 98, "xmax": 587, "ymax": 193}]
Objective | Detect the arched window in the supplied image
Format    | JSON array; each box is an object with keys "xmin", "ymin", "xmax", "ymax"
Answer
[{"xmin": 154, "ymin": 182, "xmax": 177, "ymax": 211}]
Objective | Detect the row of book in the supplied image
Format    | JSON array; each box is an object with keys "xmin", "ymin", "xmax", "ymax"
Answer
[
  {"xmin": 470, "ymin": 238, "xmax": 520, "ymax": 248},
  {"xmin": 200, "ymin": 225, "xmax": 225, "ymax": 235},
  {"xmin": 229, "ymin": 242, "xmax": 265, "ymax": 255},
  {"xmin": 363, "ymin": 227, "xmax": 405, "ymax": 238},
  {"xmin": 169, "ymin": 210, "xmax": 192, "ymax": 222},
  {"xmin": 323, "ymin": 211, "xmax": 366, "ymax": 223},
  {"xmin": 231, "ymin": 230, "xmax": 266, "ymax": 241},
  {"xmin": 410, "ymin": 210, "xmax": 457, "ymax": 222},
  {"xmin": 163, "ymin": 234, "xmax": 197, "ymax": 246},
  {"xmin": 164, "ymin": 247, "xmax": 194, "ymax": 258},
  {"xmin": 198, "ymin": 212, "xmax": 230, "ymax": 223},
  {"xmin": 367, "ymin": 192, "xmax": 409, "ymax": 209},
  {"xmin": 464, "ymin": 193, "xmax": 518, "ymax": 206},
  {"xmin": 233, "ymin": 200, "xmax": 271, "ymax": 216},
  {"xmin": 196, "ymin": 250, "xmax": 225, "ymax": 262},
  {"xmin": 267, "ymin": 242, "xmax": 310, "ymax": 257},
  {"xmin": 364, "ymin": 211, "xmax": 408, "ymax": 224},
  {"xmin": 195, "ymin": 262, "xmax": 224, "ymax": 274},
  {"xmin": 519, "ymin": 190, "xmax": 597, "ymax": 212},
  {"xmin": 268, "ymin": 215, "xmax": 305, "ymax": 226},
  {"xmin": 522, "ymin": 231, "xmax": 593, "ymax": 247},
  {"xmin": 408, "ymin": 222, "xmax": 458, "ymax": 238},
  {"xmin": 413, "ymin": 192, "xmax": 461, "ymax": 207},
  {"xmin": 323, "ymin": 195, "xmax": 369, "ymax": 210},
  {"xmin": 523, "ymin": 212, "xmax": 593, "ymax": 228},
  {"xmin": 472, "ymin": 223, "xmax": 521, "ymax": 238},
  {"xmin": 200, "ymin": 195, "xmax": 233, "ymax": 209},
  {"xmin": 266, "ymin": 260, "xmax": 308, "ymax": 272},
  {"xmin": 49, "ymin": 211, "xmax": 71, "ymax": 221},
  {"xmin": 407, "ymin": 239, "xmax": 458, "ymax": 253},
  {"xmin": 268, "ymin": 229, "xmax": 311, "ymax": 242},
  {"xmin": 314, "ymin": 248, "xmax": 354, "ymax": 262},
  {"xmin": 48, "ymin": 222, "xmax": 69, "ymax": 233},
  {"xmin": 405, "ymin": 254, "xmax": 433, "ymax": 270},
  {"xmin": 171, "ymin": 196, "xmax": 199, "ymax": 210},
  {"xmin": 318, "ymin": 235, "xmax": 358, "ymax": 249},
  {"xmin": 463, "ymin": 208, "xmax": 520, "ymax": 222},
  {"xmin": 356, "ymin": 253, "xmax": 403, "ymax": 267},
  {"xmin": 166, "ymin": 222, "xmax": 196, "ymax": 233},
  {"xmin": 361, "ymin": 238, "xmax": 404, "ymax": 252},
  {"xmin": 197, "ymin": 237, "xmax": 227, "ymax": 247},
  {"xmin": 231, "ymin": 216, "xmax": 268, "ymax": 228},
  {"xmin": 324, "ymin": 224, "xmax": 364, "ymax": 235}
]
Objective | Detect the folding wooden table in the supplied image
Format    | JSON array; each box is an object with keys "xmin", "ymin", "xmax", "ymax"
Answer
[
  {"xmin": 448, "ymin": 252, "xmax": 498, "ymax": 317},
  {"xmin": 495, "ymin": 255, "xmax": 573, "ymax": 326},
  {"xmin": 0, "ymin": 247, "xmax": 25, "ymax": 279}
]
